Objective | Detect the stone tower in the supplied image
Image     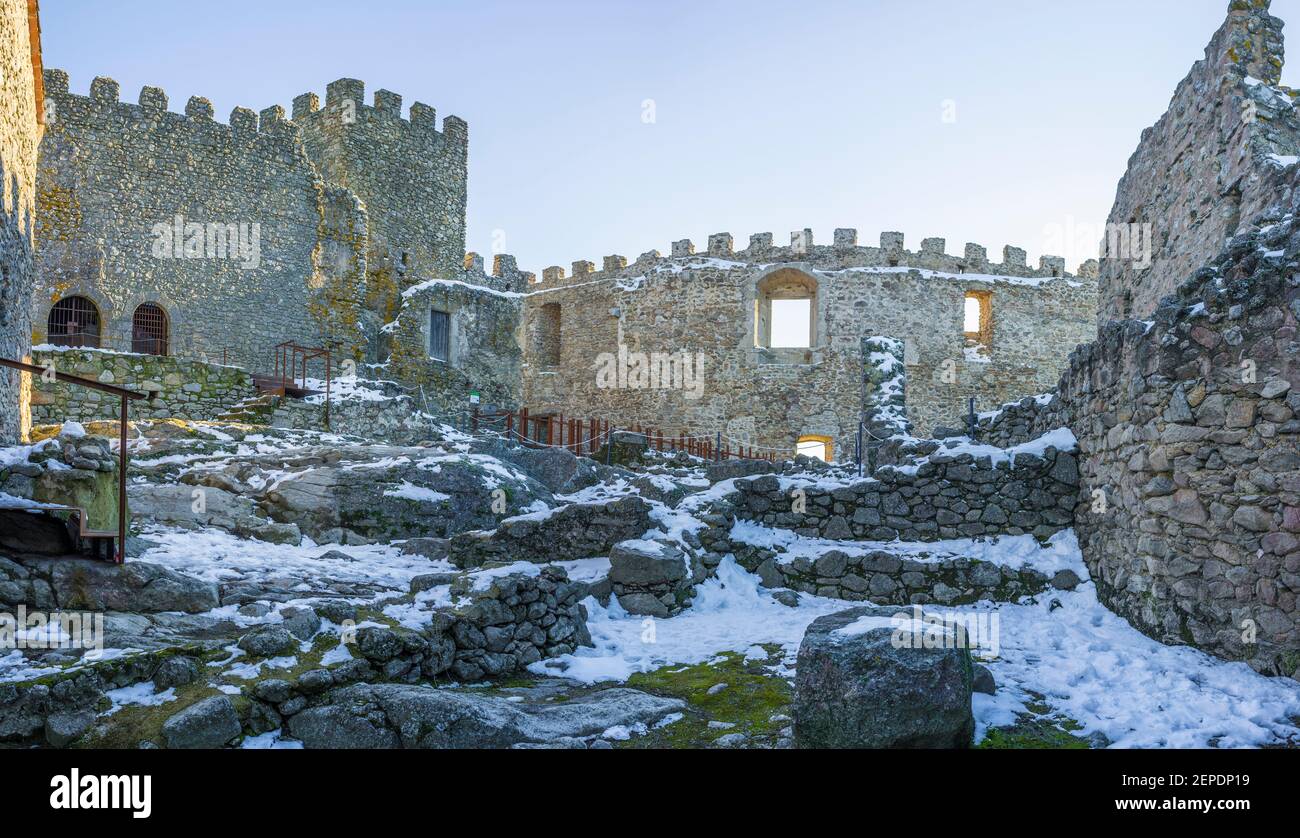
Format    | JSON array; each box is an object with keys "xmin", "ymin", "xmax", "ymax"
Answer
[
  {"xmin": 291, "ymin": 78, "xmax": 469, "ymax": 290},
  {"xmin": 0, "ymin": 0, "xmax": 42, "ymax": 445},
  {"xmin": 1100, "ymin": 0, "xmax": 1300, "ymax": 323}
]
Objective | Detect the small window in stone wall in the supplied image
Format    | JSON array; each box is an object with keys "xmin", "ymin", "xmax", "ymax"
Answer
[
  {"xmin": 535, "ymin": 303, "xmax": 561, "ymax": 368},
  {"xmin": 429, "ymin": 309, "xmax": 450, "ymax": 362},
  {"xmin": 963, "ymin": 291, "xmax": 992, "ymax": 357},
  {"xmin": 132, "ymin": 303, "xmax": 169, "ymax": 356},
  {"xmin": 48, "ymin": 296, "xmax": 101, "ymax": 348},
  {"xmin": 755, "ymin": 269, "xmax": 817, "ymax": 351},
  {"xmin": 796, "ymin": 435, "xmax": 832, "ymax": 462}
]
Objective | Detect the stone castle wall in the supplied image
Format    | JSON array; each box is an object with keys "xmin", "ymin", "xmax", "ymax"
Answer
[
  {"xmin": 1051, "ymin": 226, "xmax": 1299, "ymax": 677},
  {"xmin": 33, "ymin": 69, "xmax": 367, "ymax": 371},
  {"xmin": 0, "ymin": 0, "xmax": 40, "ymax": 444},
  {"xmin": 521, "ymin": 230, "xmax": 1096, "ymax": 453},
  {"xmin": 27, "ymin": 347, "xmax": 256, "ymax": 425},
  {"xmin": 1100, "ymin": 0, "xmax": 1300, "ymax": 323}
]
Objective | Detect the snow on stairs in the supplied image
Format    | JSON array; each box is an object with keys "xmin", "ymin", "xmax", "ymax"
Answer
[{"xmin": 214, "ymin": 393, "xmax": 281, "ymax": 424}]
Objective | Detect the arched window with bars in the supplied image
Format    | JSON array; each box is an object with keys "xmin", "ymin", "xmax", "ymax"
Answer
[
  {"xmin": 132, "ymin": 303, "xmax": 169, "ymax": 356},
  {"xmin": 47, "ymin": 296, "xmax": 101, "ymax": 348}
]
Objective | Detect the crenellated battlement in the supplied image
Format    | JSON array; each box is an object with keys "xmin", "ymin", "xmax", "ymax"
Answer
[
  {"xmin": 284, "ymin": 76, "xmax": 466, "ymax": 145},
  {"xmin": 526, "ymin": 227, "xmax": 1093, "ymax": 293},
  {"xmin": 43, "ymin": 69, "xmax": 302, "ymax": 142}
]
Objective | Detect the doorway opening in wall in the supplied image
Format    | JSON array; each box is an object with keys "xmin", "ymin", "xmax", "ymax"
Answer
[
  {"xmin": 132, "ymin": 303, "xmax": 169, "ymax": 356},
  {"xmin": 48, "ymin": 296, "xmax": 101, "ymax": 348},
  {"xmin": 963, "ymin": 290, "xmax": 992, "ymax": 359},
  {"xmin": 429, "ymin": 309, "xmax": 450, "ymax": 362},
  {"xmin": 770, "ymin": 299, "xmax": 811, "ymax": 348},
  {"xmin": 796, "ymin": 434, "xmax": 833, "ymax": 462}
]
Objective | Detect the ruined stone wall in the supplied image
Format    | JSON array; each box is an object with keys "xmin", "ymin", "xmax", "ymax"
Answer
[
  {"xmin": 32, "ymin": 70, "xmax": 367, "ymax": 373},
  {"xmin": 718, "ymin": 443, "xmax": 1078, "ymax": 545},
  {"xmin": 1100, "ymin": 0, "xmax": 1300, "ymax": 323},
  {"xmin": 385, "ymin": 258, "xmax": 525, "ymax": 419},
  {"xmin": 27, "ymin": 348, "xmax": 256, "ymax": 425},
  {"xmin": 521, "ymin": 231, "xmax": 1096, "ymax": 454},
  {"xmin": 1056, "ymin": 220, "xmax": 1299, "ymax": 677},
  {"xmin": 0, "ymin": 0, "xmax": 40, "ymax": 444},
  {"xmin": 290, "ymin": 78, "xmax": 468, "ymax": 291}
]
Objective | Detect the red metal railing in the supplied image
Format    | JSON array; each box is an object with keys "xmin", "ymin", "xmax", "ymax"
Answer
[
  {"xmin": 471, "ymin": 407, "xmax": 778, "ymax": 462},
  {"xmin": 270, "ymin": 342, "xmax": 332, "ymax": 429}
]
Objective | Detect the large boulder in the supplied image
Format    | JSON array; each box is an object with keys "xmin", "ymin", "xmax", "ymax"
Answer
[
  {"xmin": 470, "ymin": 439, "xmax": 603, "ymax": 495},
  {"xmin": 288, "ymin": 683, "xmax": 684, "ymax": 749},
  {"xmin": 793, "ymin": 606, "xmax": 974, "ymax": 749},
  {"xmin": 17, "ymin": 556, "xmax": 218, "ymax": 614},
  {"xmin": 148, "ymin": 443, "xmax": 554, "ymax": 544},
  {"xmin": 161, "ymin": 696, "xmax": 242, "ymax": 749},
  {"xmin": 448, "ymin": 496, "xmax": 652, "ymax": 568},
  {"xmin": 591, "ymin": 431, "xmax": 649, "ymax": 467},
  {"xmin": 705, "ymin": 458, "xmax": 777, "ymax": 484},
  {"xmin": 0, "ymin": 510, "xmax": 74, "ymax": 557},
  {"xmin": 608, "ymin": 538, "xmax": 693, "ymax": 617}
]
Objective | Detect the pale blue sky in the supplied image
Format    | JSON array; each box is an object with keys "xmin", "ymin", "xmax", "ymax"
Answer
[{"xmin": 40, "ymin": 0, "xmax": 1300, "ymax": 275}]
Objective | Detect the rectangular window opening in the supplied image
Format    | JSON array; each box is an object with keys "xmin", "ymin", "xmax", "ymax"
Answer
[
  {"xmin": 770, "ymin": 298, "xmax": 811, "ymax": 348},
  {"xmin": 963, "ymin": 291, "xmax": 992, "ymax": 347}
]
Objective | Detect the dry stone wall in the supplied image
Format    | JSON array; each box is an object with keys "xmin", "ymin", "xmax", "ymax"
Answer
[
  {"xmin": 0, "ymin": 0, "xmax": 40, "ymax": 444},
  {"xmin": 28, "ymin": 348, "xmax": 255, "ymax": 425},
  {"xmin": 523, "ymin": 233, "xmax": 1095, "ymax": 453},
  {"xmin": 717, "ymin": 444, "xmax": 1078, "ymax": 545},
  {"xmin": 1055, "ymin": 221, "xmax": 1299, "ymax": 677}
]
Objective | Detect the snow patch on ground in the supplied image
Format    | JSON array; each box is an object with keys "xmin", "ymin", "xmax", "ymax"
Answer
[
  {"xmin": 730, "ymin": 523, "xmax": 1087, "ymax": 575},
  {"xmin": 531, "ymin": 547, "xmax": 1300, "ymax": 748}
]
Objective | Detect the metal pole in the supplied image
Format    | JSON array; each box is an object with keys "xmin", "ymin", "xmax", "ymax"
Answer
[
  {"xmin": 715, "ymin": 431, "xmax": 721, "ymax": 462},
  {"xmin": 117, "ymin": 394, "xmax": 128, "ymax": 564}
]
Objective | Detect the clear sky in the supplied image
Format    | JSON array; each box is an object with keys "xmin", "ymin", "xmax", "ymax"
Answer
[{"xmin": 39, "ymin": 0, "xmax": 1300, "ymax": 276}]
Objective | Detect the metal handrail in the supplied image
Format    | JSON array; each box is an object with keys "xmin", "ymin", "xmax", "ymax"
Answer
[{"xmin": 0, "ymin": 357, "xmax": 147, "ymax": 563}]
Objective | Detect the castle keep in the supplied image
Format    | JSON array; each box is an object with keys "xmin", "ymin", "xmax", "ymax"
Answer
[{"xmin": 29, "ymin": 70, "xmax": 520, "ymax": 415}]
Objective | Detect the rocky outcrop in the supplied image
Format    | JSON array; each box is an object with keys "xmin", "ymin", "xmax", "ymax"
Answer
[
  {"xmin": 175, "ymin": 443, "xmax": 553, "ymax": 544},
  {"xmin": 0, "ymin": 554, "xmax": 218, "ymax": 614},
  {"xmin": 288, "ymin": 683, "xmax": 684, "ymax": 749},
  {"xmin": 793, "ymin": 606, "xmax": 974, "ymax": 748},
  {"xmin": 128, "ymin": 484, "xmax": 302, "ymax": 545},
  {"xmin": 447, "ymin": 496, "xmax": 651, "ymax": 568}
]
